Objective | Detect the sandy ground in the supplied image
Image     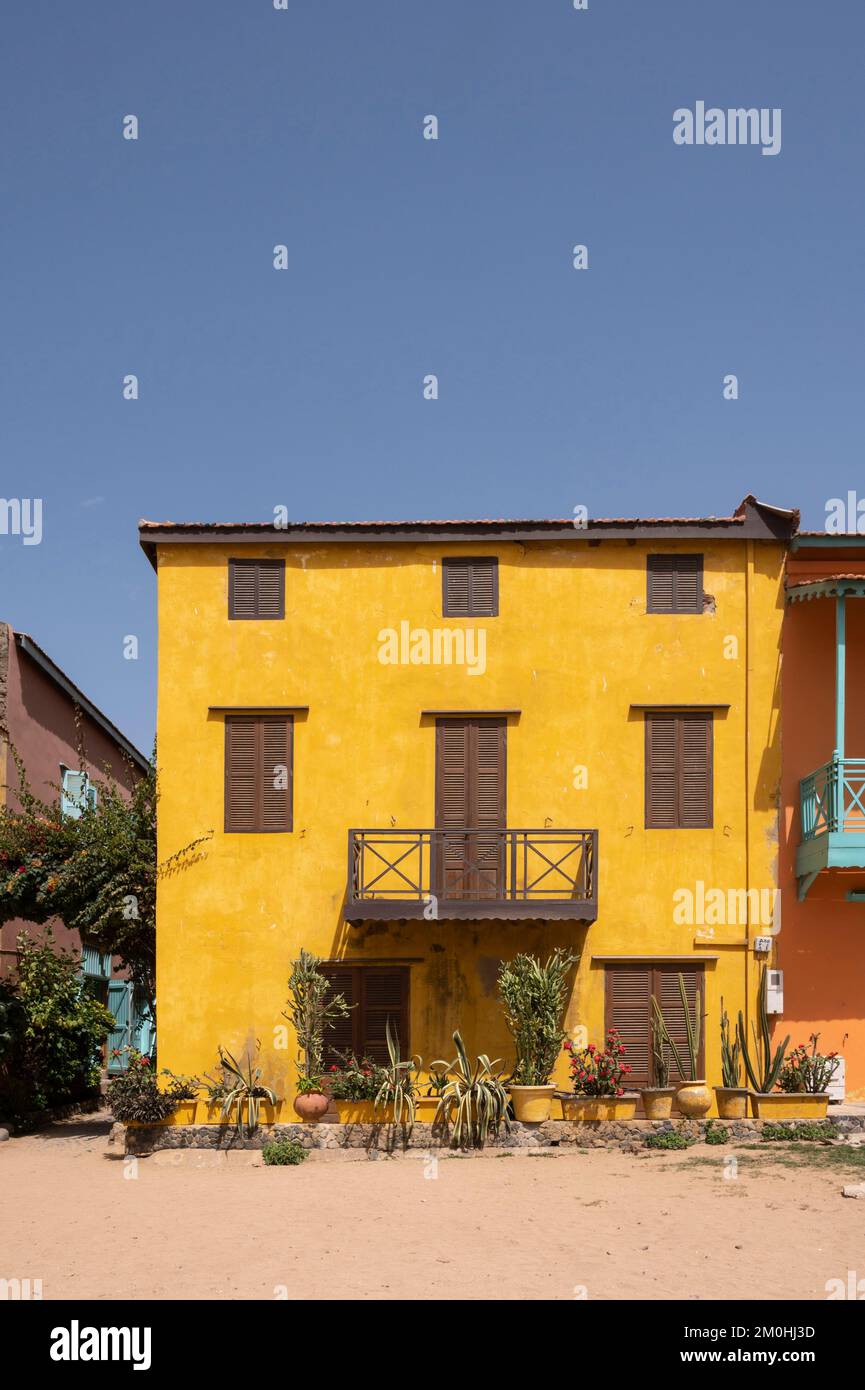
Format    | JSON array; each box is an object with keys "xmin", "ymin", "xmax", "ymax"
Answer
[{"xmin": 1, "ymin": 1114, "xmax": 863, "ymax": 1301}]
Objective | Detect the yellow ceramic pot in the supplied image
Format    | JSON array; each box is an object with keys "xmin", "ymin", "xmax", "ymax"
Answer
[
  {"xmin": 750, "ymin": 1092, "xmax": 830, "ymax": 1120},
  {"xmin": 559, "ymin": 1093, "xmax": 638, "ymax": 1122},
  {"xmin": 509, "ymin": 1085, "xmax": 555, "ymax": 1123},
  {"xmin": 674, "ymin": 1081, "xmax": 712, "ymax": 1118},
  {"xmin": 714, "ymin": 1087, "xmax": 750, "ymax": 1120},
  {"xmin": 640, "ymin": 1087, "xmax": 676, "ymax": 1120}
]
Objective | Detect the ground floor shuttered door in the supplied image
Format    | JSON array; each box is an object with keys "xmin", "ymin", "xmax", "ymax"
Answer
[
  {"xmin": 604, "ymin": 964, "xmax": 705, "ymax": 1089},
  {"xmin": 321, "ymin": 965, "xmax": 410, "ymax": 1066}
]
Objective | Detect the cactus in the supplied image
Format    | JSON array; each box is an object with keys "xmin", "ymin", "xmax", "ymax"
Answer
[
  {"xmin": 650, "ymin": 1008, "xmax": 670, "ymax": 1088},
  {"xmin": 737, "ymin": 966, "xmax": 789, "ymax": 1094},
  {"xmin": 651, "ymin": 974, "xmax": 702, "ymax": 1082},
  {"xmin": 720, "ymin": 999, "xmax": 741, "ymax": 1088}
]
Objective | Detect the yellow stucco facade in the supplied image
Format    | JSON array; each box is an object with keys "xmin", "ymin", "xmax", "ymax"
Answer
[{"xmin": 150, "ymin": 518, "xmax": 786, "ymax": 1112}]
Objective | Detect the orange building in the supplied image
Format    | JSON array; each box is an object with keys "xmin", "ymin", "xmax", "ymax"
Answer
[{"xmin": 782, "ymin": 536, "xmax": 865, "ymax": 1099}]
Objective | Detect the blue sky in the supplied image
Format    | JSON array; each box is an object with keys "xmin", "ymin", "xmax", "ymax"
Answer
[{"xmin": 1, "ymin": 1, "xmax": 862, "ymax": 753}]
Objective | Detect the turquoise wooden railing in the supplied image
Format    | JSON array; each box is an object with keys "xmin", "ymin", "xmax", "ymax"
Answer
[{"xmin": 800, "ymin": 756, "xmax": 865, "ymax": 839}]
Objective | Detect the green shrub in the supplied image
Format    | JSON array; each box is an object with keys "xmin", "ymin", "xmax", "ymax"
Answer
[
  {"xmin": 262, "ymin": 1139, "xmax": 308, "ymax": 1166},
  {"xmin": 106, "ymin": 1048, "xmax": 198, "ymax": 1124},
  {"xmin": 646, "ymin": 1128, "xmax": 694, "ymax": 1150},
  {"xmin": 704, "ymin": 1120, "xmax": 729, "ymax": 1145},
  {"xmin": 761, "ymin": 1121, "xmax": 836, "ymax": 1143},
  {"xmin": 0, "ymin": 932, "xmax": 115, "ymax": 1115}
]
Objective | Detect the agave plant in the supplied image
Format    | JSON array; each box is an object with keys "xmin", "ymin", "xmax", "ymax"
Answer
[
  {"xmin": 651, "ymin": 974, "xmax": 702, "ymax": 1082},
  {"xmin": 374, "ymin": 1018, "xmax": 421, "ymax": 1126},
  {"xmin": 432, "ymin": 1031, "xmax": 511, "ymax": 1148},
  {"xmin": 737, "ymin": 967, "xmax": 789, "ymax": 1095},
  {"xmin": 212, "ymin": 1043, "xmax": 278, "ymax": 1137}
]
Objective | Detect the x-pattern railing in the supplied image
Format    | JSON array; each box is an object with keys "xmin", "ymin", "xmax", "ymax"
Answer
[
  {"xmin": 800, "ymin": 756, "xmax": 865, "ymax": 839},
  {"xmin": 348, "ymin": 828, "xmax": 597, "ymax": 905}
]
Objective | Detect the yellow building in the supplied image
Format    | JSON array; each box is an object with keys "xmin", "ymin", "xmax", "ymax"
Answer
[{"xmin": 140, "ymin": 495, "xmax": 796, "ymax": 1112}]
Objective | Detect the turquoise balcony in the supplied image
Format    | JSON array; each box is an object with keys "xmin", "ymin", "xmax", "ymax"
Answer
[{"xmin": 797, "ymin": 756, "xmax": 865, "ymax": 897}]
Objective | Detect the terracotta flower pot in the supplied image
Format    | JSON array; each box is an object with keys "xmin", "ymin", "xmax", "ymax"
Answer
[
  {"xmin": 509, "ymin": 1084, "xmax": 555, "ymax": 1123},
  {"xmin": 674, "ymin": 1080, "xmax": 712, "ymax": 1118},
  {"xmin": 557, "ymin": 1092, "xmax": 638, "ymax": 1122},
  {"xmin": 640, "ymin": 1087, "xmax": 676, "ymax": 1120},
  {"xmin": 749, "ymin": 1092, "xmax": 830, "ymax": 1120},
  {"xmin": 293, "ymin": 1091, "xmax": 330, "ymax": 1123},
  {"xmin": 714, "ymin": 1087, "xmax": 750, "ymax": 1120}
]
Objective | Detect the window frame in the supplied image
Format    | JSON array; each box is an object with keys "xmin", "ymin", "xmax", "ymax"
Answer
[{"xmin": 441, "ymin": 556, "xmax": 499, "ymax": 617}]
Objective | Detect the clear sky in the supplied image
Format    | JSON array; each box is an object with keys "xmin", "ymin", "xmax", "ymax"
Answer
[{"xmin": 1, "ymin": 1, "xmax": 862, "ymax": 754}]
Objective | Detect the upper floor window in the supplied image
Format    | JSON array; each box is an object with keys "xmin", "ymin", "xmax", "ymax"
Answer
[
  {"xmin": 224, "ymin": 714, "xmax": 293, "ymax": 832},
  {"xmin": 228, "ymin": 559, "xmax": 285, "ymax": 620},
  {"xmin": 442, "ymin": 557, "xmax": 499, "ymax": 617},
  {"xmin": 646, "ymin": 554, "xmax": 703, "ymax": 614},
  {"xmin": 60, "ymin": 767, "xmax": 97, "ymax": 820},
  {"xmin": 645, "ymin": 710, "xmax": 713, "ymax": 828}
]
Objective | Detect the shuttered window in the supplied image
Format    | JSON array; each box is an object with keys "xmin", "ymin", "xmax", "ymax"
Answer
[
  {"xmin": 645, "ymin": 711, "xmax": 712, "ymax": 828},
  {"xmin": 224, "ymin": 715, "xmax": 293, "ymax": 832},
  {"xmin": 605, "ymin": 964, "xmax": 705, "ymax": 1089},
  {"xmin": 646, "ymin": 554, "xmax": 703, "ymax": 614},
  {"xmin": 435, "ymin": 718, "xmax": 506, "ymax": 898},
  {"xmin": 320, "ymin": 965, "xmax": 410, "ymax": 1066},
  {"xmin": 228, "ymin": 559, "xmax": 285, "ymax": 619},
  {"xmin": 442, "ymin": 558, "xmax": 499, "ymax": 616}
]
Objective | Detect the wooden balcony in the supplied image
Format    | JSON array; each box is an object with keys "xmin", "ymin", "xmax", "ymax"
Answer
[
  {"xmin": 797, "ymin": 755, "xmax": 865, "ymax": 898},
  {"xmin": 345, "ymin": 827, "xmax": 598, "ymax": 922}
]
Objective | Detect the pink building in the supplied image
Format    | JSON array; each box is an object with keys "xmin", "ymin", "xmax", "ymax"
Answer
[{"xmin": 0, "ymin": 623, "xmax": 150, "ymax": 1064}]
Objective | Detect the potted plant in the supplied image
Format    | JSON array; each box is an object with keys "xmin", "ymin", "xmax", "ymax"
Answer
[
  {"xmin": 715, "ymin": 999, "xmax": 749, "ymax": 1119},
  {"xmin": 284, "ymin": 948, "xmax": 350, "ymax": 1122},
  {"xmin": 640, "ymin": 1012, "xmax": 676, "ymax": 1119},
  {"xmin": 329, "ymin": 1051, "xmax": 386, "ymax": 1124},
  {"xmin": 652, "ymin": 976, "xmax": 711, "ymax": 1118},
  {"xmin": 432, "ymin": 1031, "xmax": 511, "ymax": 1147},
  {"xmin": 774, "ymin": 1034, "xmax": 840, "ymax": 1120},
  {"xmin": 106, "ymin": 1049, "xmax": 200, "ymax": 1127},
  {"xmin": 558, "ymin": 1028, "xmax": 638, "ymax": 1120},
  {"xmin": 737, "ymin": 967, "xmax": 791, "ymax": 1118},
  {"xmin": 374, "ymin": 1018, "xmax": 421, "ymax": 1126},
  {"xmin": 205, "ymin": 1043, "xmax": 278, "ymax": 1137},
  {"xmin": 498, "ymin": 947, "xmax": 578, "ymax": 1122}
]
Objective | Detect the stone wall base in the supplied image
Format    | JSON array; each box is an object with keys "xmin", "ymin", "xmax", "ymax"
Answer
[{"xmin": 123, "ymin": 1112, "xmax": 865, "ymax": 1156}]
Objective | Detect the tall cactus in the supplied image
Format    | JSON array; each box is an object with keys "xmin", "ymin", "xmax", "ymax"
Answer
[
  {"xmin": 737, "ymin": 966, "xmax": 789, "ymax": 1094},
  {"xmin": 651, "ymin": 973, "xmax": 702, "ymax": 1082},
  {"xmin": 650, "ymin": 1008, "xmax": 670, "ymax": 1087},
  {"xmin": 720, "ymin": 998, "xmax": 741, "ymax": 1088}
]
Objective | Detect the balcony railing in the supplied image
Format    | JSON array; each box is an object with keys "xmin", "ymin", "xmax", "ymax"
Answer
[
  {"xmin": 800, "ymin": 756, "xmax": 865, "ymax": 839},
  {"xmin": 345, "ymin": 827, "xmax": 598, "ymax": 921}
]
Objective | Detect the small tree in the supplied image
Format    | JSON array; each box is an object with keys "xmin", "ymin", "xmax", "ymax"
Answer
[
  {"xmin": 284, "ymin": 949, "xmax": 351, "ymax": 1092},
  {"xmin": 497, "ymin": 948, "xmax": 578, "ymax": 1086}
]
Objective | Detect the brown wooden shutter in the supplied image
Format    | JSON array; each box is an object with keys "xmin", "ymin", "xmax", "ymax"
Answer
[
  {"xmin": 645, "ymin": 714, "xmax": 679, "ymax": 828},
  {"xmin": 645, "ymin": 711, "xmax": 712, "ymax": 829},
  {"xmin": 320, "ymin": 966, "xmax": 358, "ymax": 1066},
  {"xmin": 605, "ymin": 963, "xmax": 705, "ymax": 1088},
  {"xmin": 442, "ymin": 558, "xmax": 499, "ymax": 616},
  {"xmin": 680, "ymin": 713, "xmax": 713, "ymax": 828},
  {"xmin": 320, "ymin": 965, "xmax": 409, "ymax": 1066},
  {"xmin": 228, "ymin": 559, "xmax": 285, "ymax": 619},
  {"xmin": 647, "ymin": 554, "xmax": 703, "ymax": 614},
  {"xmin": 605, "ymin": 966, "xmax": 652, "ymax": 1089},
  {"xmin": 361, "ymin": 968, "xmax": 409, "ymax": 1064},
  {"xmin": 224, "ymin": 714, "xmax": 292, "ymax": 832},
  {"xmin": 657, "ymin": 966, "xmax": 705, "ymax": 1078},
  {"xmin": 224, "ymin": 716, "xmax": 258, "ymax": 832}
]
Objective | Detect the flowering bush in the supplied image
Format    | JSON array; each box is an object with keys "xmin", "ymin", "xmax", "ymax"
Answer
[
  {"xmin": 565, "ymin": 1028, "xmax": 633, "ymax": 1097},
  {"xmin": 778, "ymin": 1035, "xmax": 841, "ymax": 1095},
  {"xmin": 327, "ymin": 1052, "xmax": 385, "ymax": 1101},
  {"xmin": 106, "ymin": 1047, "xmax": 200, "ymax": 1124}
]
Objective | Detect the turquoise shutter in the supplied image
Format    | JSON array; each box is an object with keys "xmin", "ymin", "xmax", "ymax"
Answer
[
  {"xmin": 86, "ymin": 782, "xmax": 98, "ymax": 811},
  {"xmin": 107, "ymin": 981, "xmax": 133, "ymax": 1070},
  {"xmin": 61, "ymin": 769, "xmax": 87, "ymax": 819},
  {"xmin": 132, "ymin": 993, "xmax": 155, "ymax": 1059}
]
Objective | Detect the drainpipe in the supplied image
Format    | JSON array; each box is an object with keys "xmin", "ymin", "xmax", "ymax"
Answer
[{"xmin": 744, "ymin": 541, "xmax": 753, "ymax": 1044}]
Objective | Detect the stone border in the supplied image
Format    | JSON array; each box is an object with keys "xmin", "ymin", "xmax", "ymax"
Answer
[{"xmin": 122, "ymin": 1112, "xmax": 865, "ymax": 1156}]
